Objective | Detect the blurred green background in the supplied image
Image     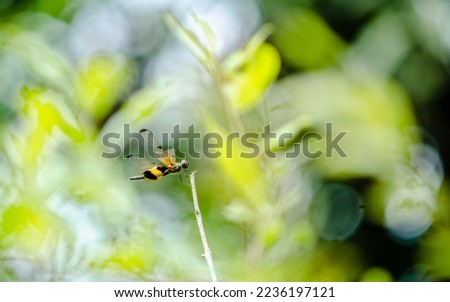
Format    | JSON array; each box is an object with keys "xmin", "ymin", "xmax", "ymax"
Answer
[{"xmin": 1, "ymin": 0, "xmax": 450, "ymax": 281}]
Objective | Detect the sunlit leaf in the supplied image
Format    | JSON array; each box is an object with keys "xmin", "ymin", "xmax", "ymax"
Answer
[
  {"xmin": 222, "ymin": 24, "xmax": 274, "ymax": 73},
  {"xmin": 2, "ymin": 203, "xmax": 62, "ymax": 251},
  {"xmin": 101, "ymin": 241, "xmax": 156, "ymax": 273},
  {"xmin": 76, "ymin": 54, "xmax": 134, "ymax": 122},
  {"xmin": 203, "ymin": 115, "xmax": 266, "ymax": 206},
  {"xmin": 21, "ymin": 87, "xmax": 84, "ymax": 142},
  {"xmin": 223, "ymin": 43, "xmax": 280, "ymax": 112}
]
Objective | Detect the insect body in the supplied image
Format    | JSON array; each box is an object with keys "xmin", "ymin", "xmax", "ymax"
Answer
[
  {"xmin": 128, "ymin": 157, "xmax": 190, "ymax": 181},
  {"xmin": 127, "ymin": 129, "xmax": 189, "ymax": 182}
]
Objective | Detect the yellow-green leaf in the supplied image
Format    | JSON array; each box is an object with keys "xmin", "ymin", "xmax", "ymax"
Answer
[
  {"xmin": 222, "ymin": 23, "xmax": 274, "ymax": 73},
  {"xmin": 102, "ymin": 242, "xmax": 155, "ymax": 273},
  {"xmin": 21, "ymin": 87, "xmax": 84, "ymax": 142},
  {"xmin": 203, "ymin": 115, "xmax": 266, "ymax": 206},
  {"xmin": 76, "ymin": 54, "xmax": 134, "ymax": 121},
  {"xmin": 360, "ymin": 267, "xmax": 393, "ymax": 282},
  {"xmin": 419, "ymin": 228, "xmax": 450, "ymax": 279},
  {"xmin": 2, "ymin": 204, "xmax": 61, "ymax": 251},
  {"xmin": 224, "ymin": 43, "xmax": 280, "ymax": 112}
]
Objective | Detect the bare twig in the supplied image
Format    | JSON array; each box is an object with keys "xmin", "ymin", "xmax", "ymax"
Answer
[{"xmin": 189, "ymin": 171, "xmax": 218, "ymax": 282}]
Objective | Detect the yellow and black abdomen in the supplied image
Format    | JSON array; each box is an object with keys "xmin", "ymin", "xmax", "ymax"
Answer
[{"xmin": 143, "ymin": 166, "xmax": 169, "ymax": 181}]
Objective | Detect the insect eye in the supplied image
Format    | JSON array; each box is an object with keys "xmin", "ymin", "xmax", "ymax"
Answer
[{"xmin": 181, "ymin": 159, "xmax": 189, "ymax": 169}]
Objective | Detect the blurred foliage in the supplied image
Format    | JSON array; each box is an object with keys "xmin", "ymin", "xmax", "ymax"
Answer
[
  {"xmin": 273, "ymin": 8, "xmax": 346, "ymax": 70},
  {"xmin": 0, "ymin": 0, "xmax": 450, "ymax": 281}
]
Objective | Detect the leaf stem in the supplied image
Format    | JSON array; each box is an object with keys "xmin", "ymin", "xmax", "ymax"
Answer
[
  {"xmin": 189, "ymin": 171, "xmax": 218, "ymax": 282},
  {"xmin": 212, "ymin": 60, "xmax": 244, "ymax": 133}
]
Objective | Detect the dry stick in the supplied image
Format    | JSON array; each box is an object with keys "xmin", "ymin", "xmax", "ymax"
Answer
[{"xmin": 189, "ymin": 171, "xmax": 218, "ymax": 282}]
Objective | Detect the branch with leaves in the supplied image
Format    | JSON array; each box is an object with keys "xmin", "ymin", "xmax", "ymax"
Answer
[{"xmin": 164, "ymin": 11, "xmax": 281, "ymax": 281}]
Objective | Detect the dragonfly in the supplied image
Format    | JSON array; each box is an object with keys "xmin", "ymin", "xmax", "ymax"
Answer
[{"xmin": 127, "ymin": 129, "xmax": 189, "ymax": 182}]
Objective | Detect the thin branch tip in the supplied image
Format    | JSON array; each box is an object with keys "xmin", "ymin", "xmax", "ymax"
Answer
[{"xmin": 189, "ymin": 169, "xmax": 217, "ymax": 281}]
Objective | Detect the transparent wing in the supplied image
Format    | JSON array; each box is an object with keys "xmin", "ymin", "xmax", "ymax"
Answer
[
  {"xmin": 158, "ymin": 148, "xmax": 177, "ymax": 168},
  {"xmin": 139, "ymin": 129, "xmax": 164, "ymax": 158},
  {"xmin": 126, "ymin": 154, "xmax": 157, "ymax": 172},
  {"xmin": 139, "ymin": 129, "xmax": 176, "ymax": 167}
]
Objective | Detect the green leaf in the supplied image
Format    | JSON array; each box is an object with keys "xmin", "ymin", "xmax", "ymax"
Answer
[
  {"xmin": 101, "ymin": 82, "xmax": 168, "ymax": 134},
  {"xmin": 223, "ymin": 43, "xmax": 280, "ymax": 112},
  {"xmin": 419, "ymin": 228, "xmax": 450, "ymax": 279},
  {"xmin": 2, "ymin": 204, "xmax": 61, "ymax": 251},
  {"xmin": 101, "ymin": 241, "xmax": 156, "ymax": 273},
  {"xmin": 163, "ymin": 12, "xmax": 215, "ymax": 74},
  {"xmin": 360, "ymin": 267, "xmax": 393, "ymax": 282},
  {"xmin": 34, "ymin": 0, "xmax": 69, "ymax": 17},
  {"xmin": 273, "ymin": 8, "xmax": 346, "ymax": 70},
  {"xmin": 2, "ymin": 27, "xmax": 73, "ymax": 93},
  {"xmin": 203, "ymin": 115, "xmax": 266, "ymax": 206},
  {"xmin": 269, "ymin": 115, "xmax": 312, "ymax": 152},
  {"xmin": 76, "ymin": 54, "xmax": 134, "ymax": 122},
  {"xmin": 21, "ymin": 87, "xmax": 84, "ymax": 142},
  {"xmin": 267, "ymin": 71, "xmax": 417, "ymax": 178},
  {"xmin": 117, "ymin": 83, "xmax": 166, "ymax": 124},
  {"xmin": 222, "ymin": 23, "xmax": 274, "ymax": 73},
  {"xmin": 0, "ymin": 102, "xmax": 15, "ymax": 124},
  {"xmin": 348, "ymin": 11, "xmax": 411, "ymax": 76},
  {"xmin": 192, "ymin": 12, "xmax": 217, "ymax": 53}
]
